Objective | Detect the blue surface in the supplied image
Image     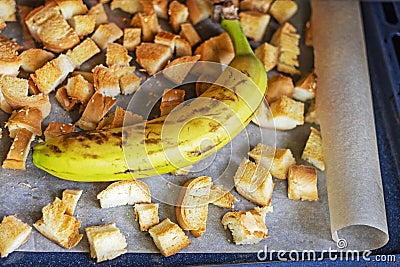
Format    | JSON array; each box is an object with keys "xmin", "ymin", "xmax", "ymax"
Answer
[{"xmin": 1, "ymin": 1, "xmax": 400, "ymax": 266}]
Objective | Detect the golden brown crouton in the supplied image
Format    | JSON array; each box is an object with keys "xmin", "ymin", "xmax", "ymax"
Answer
[
  {"xmin": 20, "ymin": 49, "xmax": 55, "ymax": 73},
  {"xmin": 123, "ymin": 28, "xmax": 141, "ymax": 51},
  {"xmin": 136, "ymin": 42, "xmax": 172, "ymax": 75},
  {"xmin": 106, "ymin": 43, "xmax": 132, "ymax": 67},
  {"xmin": 110, "ymin": 0, "xmax": 143, "ymax": 14},
  {"xmin": 135, "ymin": 203, "xmax": 159, "ymax": 231},
  {"xmin": 160, "ymin": 89, "xmax": 185, "ymax": 116},
  {"xmin": 269, "ymin": 0, "xmax": 298, "ymax": 24},
  {"xmin": 154, "ymin": 30, "xmax": 179, "ymax": 52},
  {"xmin": 209, "ymin": 184, "xmax": 238, "ymax": 210},
  {"xmin": 87, "ymin": 3, "xmax": 108, "ymax": 26},
  {"xmin": 44, "ymin": 122, "xmax": 75, "ymax": 140},
  {"xmin": 239, "ymin": 0, "xmax": 272, "ymax": 13},
  {"xmin": 186, "ymin": 0, "xmax": 211, "ymax": 25},
  {"xmin": 66, "ymin": 38, "xmax": 101, "ymax": 69},
  {"xmin": 65, "ymin": 74, "xmax": 94, "ymax": 104},
  {"xmin": 69, "ymin": 14, "xmax": 96, "ymax": 38},
  {"xmin": 6, "ymin": 107, "xmax": 43, "ymax": 138},
  {"xmin": 195, "ymin": 32, "xmax": 234, "ymax": 65},
  {"xmin": 0, "ymin": 0, "xmax": 16, "ymax": 22},
  {"xmin": 2, "ymin": 128, "xmax": 34, "ymax": 170},
  {"xmin": 266, "ymin": 74, "xmax": 294, "ymax": 104},
  {"xmin": 179, "ymin": 23, "xmax": 201, "ymax": 47},
  {"xmin": 153, "ymin": 0, "xmax": 168, "ymax": 19},
  {"xmin": 163, "ymin": 55, "xmax": 200, "ymax": 84},
  {"xmin": 239, "ymin": 11, "xmax": 270, "ymax": 42},
  {"xmin": 55, "ymin": 86, "xmax": 78, "ymax": 111},
  {"xmin": 55, "ymin": 0, "xmax": 88, "ymax": 20},
  {"xmin": 293, "ymin": 71, "xmax": 317, "ymax": 102},
  {"xmin": 175, "ymin": 37, "xmax": 191, "ymax": 57},
  {"xmin": 254, "ymin": 42, "xmax": 278, "ymax": 72},
  {"xmin": 169, "ymin": 1, "xmax": 188, "ymax": 33},
  {"xmin": 0, "ymin": 215, "xmax": 32, "ymax": 258},
  {"xmin": 91, "ymin": 23, "xmax": 123, "ymax": 50},
  {"xmin": 301, "ymin": 127, "xmax": 325, "ymax": 171},
  {"xmin": 288, "ymin": 165, "xmax": 318, "ymax": 201}
]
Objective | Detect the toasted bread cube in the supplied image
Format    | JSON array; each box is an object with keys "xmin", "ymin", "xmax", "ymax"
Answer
[
  {"xmin": 254, "ymin": 42, "xmax": 278, "ymax": 72},
  {"xmin": 239, "ymin": 11, "xmax": 270, "ymax": 42},
  {"xmin": 97, "ymin": 106, "xmax": 143, "ymax": 129},
  {"xmin": 169, "ymin": 1, "xmax": 188, "ymax": 32},
  {"xmin": 92, "ymin": 65, "xmax": 120, "ymax": 97},
  {"xmin": 106, "ymin": 43, "xmax": 132, "ymax": 67},
  {"xmin": 186, "ymin": 0, "xmax": 211, "ymax": 25},
  {"xmin": 195, "ymin": 32, "xmax": 234, "ymax": 65},
  {"xmin": 179, "ymin": 23, "xmax": 201, "ymax": 47},
  {"xmin": 266, "ymin": 74, "xmax": 294, "ymax": 104},
  {"xmin": 31, "ymin": 54, "xmax": 74, "ymax": 95},
  {"xmin": 123, "ymin": 28, "xmax": 141, "ymax": 51},
  {"xmin": 221, "ymin": 206, "xmax": 272, "ymax": 245},
  {"xmin": 149, "ymin": 218, "xmax": 191, "ymax": 257},
  {"xmin": 209, "ymin": 184, "xmax": 238, "ymax": 210},
  {"xmin": 131, "ymin": 6, "xmax": 161, "ymax": 42},
  {"xmin": 163, "ymin": 55, "xmax": 200, "ymax": 84},
  {"xmin": 66, "ymin": 38, "xmax": 100, "ymax": 69},
  {"xmin": 33, "ymin": 198, "xmax": 83, "ymax": 249},
  {"xmin": 234, "ymin": 158, "xmax": 274, "ymax": 206},
  {"xmin": 293, "ymin": 71, "xmax": 317, "ymax": 102},
  {"xmin": 239, "ymin": 0, "xmax": 272, "ymax": 13},
  {"xmin": 2, "ymin": 128, "xmax": 34, "ymax": 170},
  {"xmin": 0, "ymin": 0, "xmax": 16, "ymax": 21},
  {"xmin": 88, "ymin": 3, "xmax": 108, "ymax": 26},
  {"xmin": 76, "ymin": 92, "xmax": 117, "ymax": 130},
  {"xmin": 305, "ymin": 99, "xmax": 319, "ymax": 125},
  {"xmin": 120, "ymin": 73, "xmax": 141, "ymax": 95},
  {"xmin": 175, "ymin": 37, "xmax": 191, "ymax": 57},
  {"xmin": 71, "ymin": 71, "xmax": 94, "ymax": 83},
  {"xmin": 92, "ymin": 23, "xmax": 123, "ymax": 50},
  {"xmin": 136, "ymin": 42, "xmax": 172, "ymax": 75},
  {"xmin": 6, "ymin": 107, "xmax": 43, "ymax": 138},
  {"xmin": 110, "ymin": 0, "xmax": 143, "ymax": 14},
  {"xmin": 0, "ymin": 44, "xmax": 21, "ymax": 76},
  {"xmin": 153, "ymin": 0, "xmax": 168, "ymax": 19},
  {"xmin": 288, "ymin": 165, "xmax": 318, "ymax": 201},
  {"xmin": 69, "ymin": 14, "xmax": 96, "ymax": 38},
  {"xmin": 135, "ymin": 203, "xmax": 159, "ymax": 231},
  {"xmin": 266, "ymin": 96, "xmax": 304, "ymax": 130},
  {"xmin": 65, "ymin": 74, "xmax": 94, "ymax": 104},
  {"xmin": 269, "ymin": 0, "xmax": 298, "ymax": 24},
  {"xmin": 248, "ymin": 143, "xmax": 296, "ymax": 179},
  {"xmin": 62, "ymin": 189, "xmax": 83, "ymax": 216},
  {"xmin": 0, "ymin": 215, "xmax": 32, "ymax": 258},
  {"xmin": 55, "ymin": 0, "xmax": 88, "ymax": 20},
  {"xmin": 44, "ymin": 122, "xmax": 74, "ymax": 140},
  {"xmin": 160, "ymin": 89, "xmax": 185, "ymax": 116},
  {"xmin": 154, "ymin": 30, "xmax": 179, "ymax": 52},
  {"xmin": 20, "ymin": 49, "xmax": 55, "ymax": 73},
  {"xmin": 0, "ymin": 88, "xmax": 12, "ymax": 114},
  {"xmin": 302, "ymin": 127, "xmax": 325, "ymax": 171},
  {"xmin": 85, "ymin": 222, "xmax": 127, "ymax": 263},
  {"xmin": 55, "ymin": 86, "xmax": 78, "ymax": 111}
]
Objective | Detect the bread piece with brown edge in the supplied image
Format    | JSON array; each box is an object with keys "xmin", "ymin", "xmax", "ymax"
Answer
[
  {"xmin": 175, "ymin": 38, "xmax": 191, "ymax": 57},
  {"xmin": 123, "ymin": 28, "xmax": 141, "ymax": 51},
  {"xmin": 0, "ymin": 42, "xmax": 21, "ymax": 76},
  {"xmin": 69, "ymin": 14, "xmax": 96, "ymax": 38},
  {"xmin": 66, "ymin": 38, "xmax": 101, "ymax": 69},
  {"xmin": 221, "ymin": 205, "xmax": 272, "ymax": 245},
  {"xmin": 20, "ymin": 49, "xmax": 55, "ymax": 73},
  {"xmin": 106, "ymin": 43, "xmax": 132, "ymax": 67},
  {"xmin": 154, "ymin": 30, "xmax": 179, "ymax": 52},
  {"xmin": 55, "ymin": 0, "xmax": 88, "ymax": 20},
  {"xmin": 134, "ymin": 203, "xmax": 159, "ymax": 231},
  {"xmin": 234, "ymin": 158, "xmax": 274, "ymax": 206},
  {"xmin": 0, "ymin": 0, "xmax": 16, "ymax": 22},
  {"xmin": 301, "ymin": 127, "xmax": 325, "ymax": 171},
  {"xmin": 87, "ymin": 3, "xmax": 108, "ymax": 27},
  {"xmin": 186, "ymin": 0, "xmax": 211, "ymax": 25},
  {"xmin": 136, "ymin": 42, "xmax": 172, "ymax": 75},
  {"xmin": 153, "ymin": 0, "xmax": 168, "ymax": 19},
  {"xmin": 97, "ymin": 106, "xmax": 143, "ymax": 130},
  {"xmin": 288, "ymin": 165, "xmax": 318, "ymax": 201},
  {"xmin": 71, "ymin": 70, "xmax": 94, "ymax": 83},
  {"xmin": 118, "ymin": 68, "xmax": 141, "ymax": 95},
  {"xmin": 0, "ymin": 87, "xmax": 12, "ymax": 113},
  {"xmin": 92, "ymin": 65, "xmax": 120, "ymax": 97},
  {"xmin": 44, "ymin": 122, "xmax": 74, "ymax": 140},
  {"xmin": 0, "ymin": 215, "xmax": 31, "ymax": 258},
  {"xmin": 62, "ymin": 189, "xmax": 83, "ymax": 216},
  {"xmin": 97, "ymin": 180, "xmax": 151, "ymax": 208},
  {"xmin": 169, "ymin": 0, "xmax": 188, "ymax": 33},
  {"xmin": 149, "ymin": 218, "xmax": 190, "ymax": 257},
  {"xmin": 25, "ymin": 3, "xmax": 60, "ymax": 41},
  {"xmin": 160, "ymin": 89, "xmax": 185, "ymax": 116},
  {"xmin": 293, "ymin": 71, "xmax": 317, "ymax": 102},
  {"xmin": 176, "ymin": 176, "xmax": 212, "ymax": 238},
  {"xmin": 239, "ymin": 11, "xmax": 270, "ymax": 42},
  {"xmin": 254, "ymin": 42, "xmax": 278, "ymax": 72},
  {"xmin": 2, "ymin": 128, "xmax": 34, "ymax": 170},
  {"xmin": 269, "ymin": 0, "xmax": 298, "ymax": 24},
  {"xmin": 0, "ymin": 76, "xmax": 51, "ymax": 117},
  {"xmin": 163, "ymin": 55, "xmax": 200, "ymax": 84},
  {"xmin": 110, "ymin": 0, "xmax": 143, "ymax": 14},
  {"xmin": 55, "ymin": 86, "xmax": 78, "ymax": 112},
  {"xmin": 209, "ymin": 184, "xmax": 238, "ymax": 210},
  {"xmin": 91, "ymin": 23, "xmax": 123, "ymax": 50},
  {"xmin": 75, "ymin": 92, "xmax": 116, "ymax": 130},
  {"xmin": 179, "ymin": 23, "xmax": 201, "ymax": 47},
  {"xmin": 31, "ymin": 54, "xmax": 74, "ymax": 95},
  {"xmin": 239, "ymin": 0, "xmax": 272, "ymax": 13},
  {"xmin": 6, "ymin": 107, "xmax": 42, "ymax": 138},
  {"xmin": 194, "ymin": 32, "xmax": 234, "ymax": 65},
  {"xmin": 266, "ymin": 74, "xmax": 294, "ymax": 104},
  {"xmin": 248, "ymin": 143, "xmax": 296, "ymax": 179},
  {"xmin": 65, "ymin": 74, "xmax": 94, "ymax": 104},
  {"xmin": 34, "ymin": 197, "xmax": 82, "ymax": 249},
  {"xmin": 85, "ymin": 222, "xmax": 127, "ymax": 263},
  {"xmin": 130, "ymin": 2, "xmax": 160, "ymax": 42}
]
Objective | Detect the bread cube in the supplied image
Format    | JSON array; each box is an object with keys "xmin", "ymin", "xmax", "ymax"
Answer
[
  {"xmin": 106, "ymin": 43, "xmax": 132, "ymax": 67},
  {"xmin": 91, "ymin": 23, "xmax": 123, "ymax": 50},
  {"xmin": 169, "ymin": 1, "xmax": 188, "ymax": 32},
  {"xmin": 87, "ymin": 3, "xmax": 108, "ymax": 26},
  {"xmin": 293, "ymin": 71, "xmax": 317, "ymax": 102},
  {"xmin": 110, "ymin": 0, "xmax": 143, "ymax": 14},
  {"xmin": 20, "ymin": 49, "xmax": 55, "ymax": 73},
  {"xmin": 0, "ymin": 0, "xmax": 16, "ymax": 22},
  {"xmin": 135, "ymin": 203, "xmax": 159, "ymax": 231},
  {"xmin": 160, "ymin": 89, "xmax": 185, "ymax": 116},
  {"xmin": 85, "ymin": 222, "xmax": 127, "ymax": 263},
  {"xmin": 179, "ymin": 23, "xmax": 201, "ymax": 47},
  {"xmin": 123, "ymin": 28, "xmax": 141, "ymax": 51},
  {"xmin": 302, "ymin": 127, "xmax": 325, "ymax": 171},
  {"xmin": 154, "ymin": 30, "xmax": 179, "ymax": 52},
  {"xmin": 288, "ymin": 165, "xmax": 318, "ymax": 201},
  {"xmin": 175, "ymin": 37, "xmax": 191, "ymax": 57},
  {"xmin": 69, "ymin": 14, "xmax": 96, "ymax": 38},
  {"xmin": 149, "ymin": 218, "xmax": 191, "ymax": 257},
  {"xmin": 66, "ymin": 38, "xmax": 101, "ymax": 69},
  {"xmin": 266, "ymin": 74, "xmax": 294, "ymax": 104},
  {"xmin": 239, "ymin": 11, "xmax": 270, "ymax": 42},
  {"xmin": 44, "ymin": 122, "xmax": 75, "ymax": 140},
  {"xmin": 2, "ymin": 128, "xmax": 35, "ymax": 170},
  {"xmin": 221, "ymin": 206, "xmax": 272, "ymax": 245},
  {"xmin": 163, "ymin": 55, "xmax": 200, "ymax": 84},
  {"xmin": 209, "ymin": 184, "xmax": 238, "ymax": 210},
  {"xmin": 62, "ymin": 189, "xmax": 83, "ymax": 216},
  {"xmin": 248, "ymin": 143, "xmax": 296, "ymax": 179},
  {"xmin": 239, "ymin": 0, "xmax": 272, "ymax": 13},
  {"xmin": 267, "ymin": 96, "xmax": 304, "ymax": 130},
  {"xmin": 66, "ymin": 74, "xmax": 94, "ymax": 104},
  {"xmin": 92, "ymin": 65, "xmax": 120, "ymax": 97},
  {"xmin": 0, "ymin": 215, "xmax": 31, "ymax": 258},
  {"xmin": 55, "ymin": 0, "xmax": 88, "ymax": 20},
  {"xmin": 136, "ymin": 42, "xmax": 172, "ymax": 75},
  {"xmin": 55, "ymin": 86, "xmax": 78, "ymax": 111},
  {"xmin": 153, "ymin": 0, "xmax": 168, "ymax": 18},
  {"xmin": 269, "ymin": 0, "xmax": 298, "ymax": 24},
  {"xmin": 195, "ymin": 32, "xmax": 234, "ymax": 65},
  {"xmin": 254, "ymin": 42, "xmax": 278, "ymax": 72},
  {"xmin": 234, "ymin": 158, "xmax": 274, "ymax": 206},
  {"xmin": 186, "ymin": 0, "xmax": 211, "ymax": 25},
  {"xmin": 0, "ymin": 43, "xmax": 21, "ymax": 76},
  {"xmin": 131, "ymin": 5, "xmax": 161, "ymax": 42}
]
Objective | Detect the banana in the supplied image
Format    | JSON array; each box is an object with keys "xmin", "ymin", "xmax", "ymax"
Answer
[{"xmin": 32, "ymin": 18, "xmax": 267, "ymax": 182}]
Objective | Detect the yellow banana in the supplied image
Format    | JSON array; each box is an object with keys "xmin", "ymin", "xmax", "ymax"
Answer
[{"xmin": 32, "ymin": 18, "xmax": 267, "ymax": 182}]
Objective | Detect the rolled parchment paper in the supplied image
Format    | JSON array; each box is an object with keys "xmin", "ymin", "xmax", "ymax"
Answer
[{"xmin": 312, "ymin": 0, "xmax": 389, "ymax": 250}]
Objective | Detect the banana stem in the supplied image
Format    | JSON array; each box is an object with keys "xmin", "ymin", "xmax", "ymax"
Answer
[{"xmin": 221, "ymin": 19, "xmax": 253, "ymax": 57}]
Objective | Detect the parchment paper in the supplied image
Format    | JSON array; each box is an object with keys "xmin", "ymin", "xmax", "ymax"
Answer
[
  {"xmin": 312, "ymin": 0, "xmax": 389, "ymax": 250},
  {"xmin": 0, "ymin": 0, "xmax": 388, "ymax": 255}
]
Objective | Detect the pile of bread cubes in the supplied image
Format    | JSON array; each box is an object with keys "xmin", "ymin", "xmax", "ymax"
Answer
[{"xmin": 0, "ymin": 0, "xmax": 324, "ymax": 262}]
